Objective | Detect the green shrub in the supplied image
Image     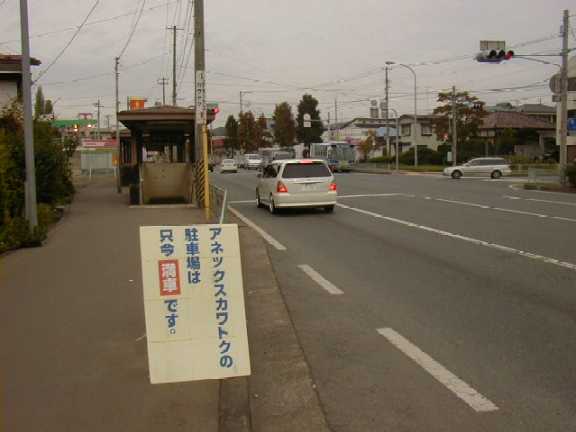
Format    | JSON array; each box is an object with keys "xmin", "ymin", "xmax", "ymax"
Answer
[
  {"xmin": 566, "ymin": 164, "xmax": 576, "ymax": 187},
  {"xmin": 399, "ymin": 147, "xmax": 443, "ymax": 165},
  {"xmin": 368, "ymin": 156, "xmax": 393, "ymax": 164}
]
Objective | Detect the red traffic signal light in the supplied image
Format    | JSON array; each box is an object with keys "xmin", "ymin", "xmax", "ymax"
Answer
[{"xmin": 476, "ymin": 49, "xmax": 514, "ymax": 63}]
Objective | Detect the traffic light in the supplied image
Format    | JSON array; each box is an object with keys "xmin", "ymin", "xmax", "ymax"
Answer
[{"xmin": 476, "ymin": 49, "xmax": 514, "ymax": 63}]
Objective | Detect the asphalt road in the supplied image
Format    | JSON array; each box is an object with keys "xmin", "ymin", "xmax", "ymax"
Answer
[{"xmin": 212, "ymin": 169, "xmax": 576, "ymax": 432}]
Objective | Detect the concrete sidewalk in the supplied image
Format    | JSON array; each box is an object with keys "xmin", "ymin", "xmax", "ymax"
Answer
[
  {"xmin": 0, "ymin": 176, "xmax": 329, "ymax": 432},
  {"xmin": 0, "ymin": 176, "xmax": 218, "ymax": 432}
]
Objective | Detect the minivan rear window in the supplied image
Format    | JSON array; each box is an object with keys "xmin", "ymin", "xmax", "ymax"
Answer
[{"xmin": 282, "ymin": 162, "xmax": 331, "ymax": 178}]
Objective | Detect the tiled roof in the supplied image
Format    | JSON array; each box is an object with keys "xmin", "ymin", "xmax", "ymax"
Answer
[
  {"xmin": 481, "ymin": 112, "xmax": 554, "ymax": 130},
  {"xmin": 0, "ymin": 54, "xmax": 41, "ymax": 66}
]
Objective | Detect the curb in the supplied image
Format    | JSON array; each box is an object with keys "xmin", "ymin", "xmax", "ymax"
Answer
[{"xmin": 220, "ymin": 219, "xmax": 330, "ymax": 432}]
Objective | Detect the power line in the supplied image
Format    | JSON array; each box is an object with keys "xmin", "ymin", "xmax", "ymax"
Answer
[
  {"xmin": 34, "ymin": 0, "xmax": 100, "ymax": 83},
  {"xmin": 117, "ymin": 0, "xmax": 146, "ymax": 58},
  {"xmin": 0, "ymin": 0, "xmax": 178, "ymax": 46}
]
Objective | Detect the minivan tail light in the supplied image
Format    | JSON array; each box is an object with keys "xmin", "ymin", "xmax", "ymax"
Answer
[
  {"xmin": 277, "ymin": 181, "xmax": 288, "ymax": 193},
  {"xmin": 329, "ymin": 182, "xmax": 337, "ymax": 192}
]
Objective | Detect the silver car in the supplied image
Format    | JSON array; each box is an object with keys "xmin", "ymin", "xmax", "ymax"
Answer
[
  {"xmin": 443, "ymin": 157, "xmax": 512, "ymax": 179},
  {"xmin": 256, "ymin": 159, "xmax": 337, "ymax": 214}
]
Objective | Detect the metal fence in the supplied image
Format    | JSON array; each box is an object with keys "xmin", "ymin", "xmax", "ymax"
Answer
[
  {"xmin": 209, "ymin": 184, "xmax": 228, "ymax": 224},
  {"xmin": 526, "ymin": 167, "xmax": 561, "ymax": 183}
]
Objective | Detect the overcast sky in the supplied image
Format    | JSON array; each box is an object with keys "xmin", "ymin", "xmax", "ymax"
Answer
[{"xmin": 0, "ymin": 0, "xmax": 573, "ymax": 127}]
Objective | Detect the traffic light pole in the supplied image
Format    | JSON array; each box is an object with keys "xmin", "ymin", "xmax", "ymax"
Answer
[
  {"xmin": 20, "ymin": 0, "xmax": 38, "ymax": 228},
  {"xmin": 559, "ymin": 9, "xmax": 569, "ymax": 185}
]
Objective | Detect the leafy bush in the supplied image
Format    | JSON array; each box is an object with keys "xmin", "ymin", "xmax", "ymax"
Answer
[
  {"xmin": 566, "ymin": 164, "xmax": 576, "ymax": 188},
  {"xmin": 368, "ymin": 156, "xmax": 393, "ymax": 164},
  {"xmin": 0, "ymin": 104, "xmax": 71, "ymax": 253},
  {"xmin": 399, "ymin": 147, "xmax": 444, "ymax": 165}
]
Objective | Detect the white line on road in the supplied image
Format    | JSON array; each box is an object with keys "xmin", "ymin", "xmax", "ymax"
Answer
[
  {"xmin": 429, "ymin": 197, "xmax": 576, "ymax": 221},
  {"xmin": 229, "ymin": 200, "xmax": 256, "ymax": 204},
  {"xmin": 338, "ymin": 193, "xmax": 414, "ymax": 199},
  {"xmin": 377, "ymin": 328, "xmax": 498, "ymax": 413},
  {"xmin": 298, "ymin": 264, "xmax": 344, "ymax": 295},
  {"xmin": 503, "ymin": 195, "xmax": 576, "ymax": 207},
  {"xmin": 337, "ymin": 203, "xmax": 576, "ymax": 272},
  {"xmin": 227, "ymin": 206, "xmax": 287, "ymax": 251}
]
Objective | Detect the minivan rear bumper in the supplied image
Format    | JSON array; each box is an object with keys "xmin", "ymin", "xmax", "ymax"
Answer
[{"xmin": 273, "ymin": 191, "xmax": 337, "ymax": 208}]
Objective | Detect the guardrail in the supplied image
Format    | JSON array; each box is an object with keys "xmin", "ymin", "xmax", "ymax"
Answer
[{"xmin": 209, "ymin": 184, "xmax": 228, "ymax": 224}]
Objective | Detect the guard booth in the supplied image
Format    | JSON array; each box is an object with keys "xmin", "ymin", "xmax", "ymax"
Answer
[{"xmin": 117, "ymin": 106, "xmax": 216, "ymax": 205}]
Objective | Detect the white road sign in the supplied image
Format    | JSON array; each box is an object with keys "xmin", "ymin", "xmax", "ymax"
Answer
[
  {"xmin": 140, "ymin": 224, "xmax": 251, "ymax": 384},
  {"xmin": 303, "ymin": 113, "xmax": 311, "ymax": 128}
]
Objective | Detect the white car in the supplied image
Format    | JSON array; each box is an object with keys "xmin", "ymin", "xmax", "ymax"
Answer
[
  {"xmin": 220, "ymin": 159, "xmax": 238, "ymax": 173},
  {"xmin": 244, "ymin": 153, "xmax": 263, "ymax": 170},
  {"xmin": 443, "ymin": 157, "xmax": 512, "ymax": 179},
  {"xmin": 256, "ymin": 159, "xmax": 337, "ymax": 214}
]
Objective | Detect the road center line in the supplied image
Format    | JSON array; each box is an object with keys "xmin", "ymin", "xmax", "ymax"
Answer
[
  {"xmin": 227, "ymin": 206, "xmax": 287, "ymax": 251},
  {"xmin": 377, "ymin": 328, "xmax": 498, "ymax": 413},
  {"xmin": 430, "ymin": 197, "xmax": 573, "ymax": 221},
  {"xmin": 503, "ymin": 195, "xmax": 576, "ymax": 207},
  {"xmin": 336, "ymin": 203, "xmax": 576, "ymax": 272},
  {"xmin": 298, "ymin": 264, "xmax": 344, "ymax": 295}
]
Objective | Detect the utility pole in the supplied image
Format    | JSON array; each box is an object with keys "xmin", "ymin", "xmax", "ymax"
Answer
[
  {"xmin": 105, "ymin": 114, "xmax": 111, "ymax": 129},
  {"xmin": 114, "ymin": 56, "xmax": 121, "ymax": 193},
  {"xmin": 384, "ymin": 64, "xmax": 390, "ymax": 158},
  {"xmin": 559, "ymin": 9, "xmax": 569, "ymax": 184},
  {"xmin": 167, "ymin": 25, "xmax": 182, "ymax": 106},
  {"xmin": 194, "ymin": 0, "xmax": 209, "ymax": 215},
  {"xmin": 334, "ymin": 98, "xmax": 338, "ymax": 123},
  {"xmin": 452, "ymin": 86, "xmax": 458, "ymax": 166},
  {"xmin": 157, "ymin": 78, "xmax": 169, "ymax": 105},
  {"xmin": 94, "ymin": 99, "xmax": 102, "ymax": 140},
  {"xmin": 19, "ymin": 0, "xmax": 38, "ymax": 228}
]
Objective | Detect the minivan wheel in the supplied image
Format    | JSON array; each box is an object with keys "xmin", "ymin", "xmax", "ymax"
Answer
[
  {"xmin": 451, "ymin": 170, "xmax": 462, "ymax": 179},
  {"xmin": 324, "ymin": 205, "xmax": 335, "ymax": 213},
  {"xmin": 491, "ymin": 170, "xmax": 502, "ymax": 179},
  {"xmin": 268, "ymin": 196, "xmax": 277, "ymax": 214}
]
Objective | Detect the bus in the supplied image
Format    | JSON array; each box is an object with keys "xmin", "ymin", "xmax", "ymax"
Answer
[{"xmin": 310, "ymin": 142, "xmax": 356, "ymax": 172}]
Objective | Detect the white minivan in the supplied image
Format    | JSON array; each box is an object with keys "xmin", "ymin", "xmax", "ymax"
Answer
[{"xmin": 256, "ymin": 159, "xmax": 337, "ymax": 214}]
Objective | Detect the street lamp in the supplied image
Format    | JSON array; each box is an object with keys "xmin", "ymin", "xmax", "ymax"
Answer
[{"xmin": 387, "ymin": 62, "xmax": 418, "ymax": 167}]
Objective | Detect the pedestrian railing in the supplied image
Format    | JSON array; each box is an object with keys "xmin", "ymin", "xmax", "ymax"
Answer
[{"xmin": 209, "ymin": 184, "xmax": 228, "ymax": 224}]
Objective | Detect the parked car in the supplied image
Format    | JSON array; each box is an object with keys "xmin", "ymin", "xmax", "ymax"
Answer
[
  {"xmin": 244, "ymin": 153, "xmax": 263, "ymax": 170},
  {"xmin": 220, "ymin": 159, "xmax": 238, "ymax": 173},
  {"xmin": 443, "ymin": 157, "xmax": 512, "ymax": 179},
  {"xmin": 256, "ymin": 159, "xmax": 337, "ymax": 214}
]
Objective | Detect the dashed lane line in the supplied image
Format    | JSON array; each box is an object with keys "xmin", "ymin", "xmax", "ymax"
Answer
[
  {"xmin": 227, "ymin": 206, "xmax": 287, "ymax": 251},
  {"xmin": 377, "ymin": 328, "xmax": 499, "ymax": 413},
  {"xmin": 298, "ymin": 264, "xmax": 344, "ymax": 295},
  {"xmin": 336, "ymin": 203, "xmax": 576, "ymax": 272}
]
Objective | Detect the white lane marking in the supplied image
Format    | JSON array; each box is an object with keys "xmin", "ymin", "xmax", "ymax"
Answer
[
  {"xmin": 337, "ymin": 203, "xmax": 576, "ymax": 272},
  {"xmin": 434, "ymin": 198, "xmax": 490, "ymax": 209},
  {"xmin": 338, "ymin": 193, "xmax": 414, "ymax": 199},
  {"xmin": 227, "ymin": 206, "xmax": 287, "ymax": 251},
  {"xmin": 431, "ymin": 197, "xmax": 575, "ymax": 221},
  {"xmin": 298, "ymin": 264, "xmax": 344, "ymax": 295},
  {"xmin": 229, "ymin": 200, "xmax": 257, "ymax": 204},
  {"xmin": 503, "ymin": 195, "xmax": 576, "ymax": 207},
  {"xmin": 377, "ymin": 328, "xmax": 498, "ymax": 413}
]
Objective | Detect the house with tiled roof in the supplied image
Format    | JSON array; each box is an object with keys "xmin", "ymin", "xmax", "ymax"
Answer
[{"xmin": 479, "ymin": 111, "xmax": 555, "ymax": 158}]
